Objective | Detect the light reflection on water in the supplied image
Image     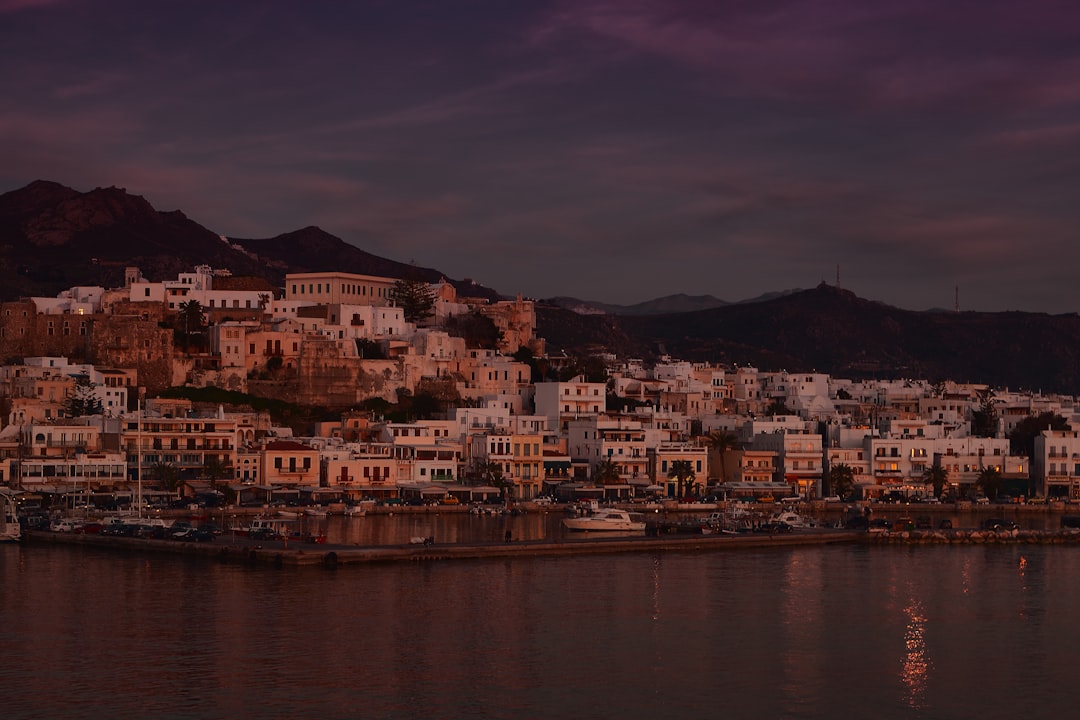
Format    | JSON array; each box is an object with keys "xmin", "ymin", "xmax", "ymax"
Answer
[
  {"xmin": 902, "ymin": 598, "xmax": 929, "ymax": 710},
  {"xmin": 5, "ymin": 536, "xmax": 1080, "ymax": 719}
]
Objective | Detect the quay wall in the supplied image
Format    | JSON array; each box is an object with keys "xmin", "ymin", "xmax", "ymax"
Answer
[{"xmin": 22, "ymin": 528, "xmax": 859, "ymax": 567}]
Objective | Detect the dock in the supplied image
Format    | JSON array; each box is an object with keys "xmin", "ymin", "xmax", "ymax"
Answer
[{"xmin": 21, "ymin": 528, "xmax": 860, "ymax": 567}]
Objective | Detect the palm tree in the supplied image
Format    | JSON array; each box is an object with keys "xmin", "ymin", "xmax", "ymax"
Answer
[
  {"xmin": 668, "ymin": 460, "xmax": 696, "ymax": 500},
  {"xmin": 150, "ymin": 461, "xmax": 179, "ymax": 493},
  {"xmin": 177, "ymin": 299, "xmax": 205, "ymax": 351},
  {"xmin": 593, "ymin": 458, "xmax": 621, "ymax": 484},
  {"xmin": 476, "ymin": 460, "xmax": 507, "ymax": 497},
  {"xmin": 977, "ymin": 466, "xmax": 1003, "ymax": 501},
  {"xmin": 827, "ymin": 463, "xmax": 856, "ymax": 500},
  {"xmin": 922, "ymin": 464, "xmax": 950, "ymax": 499},
  {"xmin": 707, "ymin": 430, "xmax": 740, "ymax": 485}
]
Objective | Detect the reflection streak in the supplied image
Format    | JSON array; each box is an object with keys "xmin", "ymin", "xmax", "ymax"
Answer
[{"xmin": 902, "ymin": 599, "xmax": 930, "ymax": 710}]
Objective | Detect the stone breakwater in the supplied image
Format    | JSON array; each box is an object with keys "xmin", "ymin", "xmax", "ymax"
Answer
[{"xmin": 862, "ymin": 528, "xmax": 1080, "ymax": 545}]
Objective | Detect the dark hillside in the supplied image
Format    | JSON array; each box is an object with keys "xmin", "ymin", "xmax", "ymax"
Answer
[
  {"xmin": 539, "ymin": 284, "xmax": 1080, "ymax": 393},
  {"xmin": 0, "ymin": 181, "xmax": 500, "ymax": 301}
]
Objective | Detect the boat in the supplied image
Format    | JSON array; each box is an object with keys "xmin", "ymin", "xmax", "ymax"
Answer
[
  {"xmin": 235, "ymin": 516, "xmax": 295, "ymax": 538},
  {"xmin": 699, "ymin": 511, "xmax": 745, "ymax": 535},
  {"xmin": 1, "ymin": 491, "xmax": 21, "ymax": 542},
  {"xmin": 562, "ymin": 508, "xmax": 646, "ymax": 532},
  {"xmin": 768, "ymin": 511, "xmax": 815, "ymax": 528},
  {"xmin": 303, "ymin": 507, "xmax": 328, "ymax": 517},
  {"xmin": 344, "ymin": 505, "xmax": 367, "ymax": 517}
]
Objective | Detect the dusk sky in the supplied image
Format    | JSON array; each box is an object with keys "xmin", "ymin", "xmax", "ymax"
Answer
[{"xmin": 3, "ymin": 1, "xmax": 1080, "ymax": 312}]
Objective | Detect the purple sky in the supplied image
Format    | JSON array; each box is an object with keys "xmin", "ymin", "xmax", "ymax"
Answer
[{"xmin": 3, "ymin": 0, "xmax": 1080, "ymax": 312}]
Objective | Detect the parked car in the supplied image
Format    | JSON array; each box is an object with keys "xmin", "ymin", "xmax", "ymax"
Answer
[
  {"xmin": 173, "ymin": 527, "xmax": 215, "ymax": 542},
  {"xmin": 50, "ymin": 519, "xmax": 81, "ymax": 533},
  {"xmin": 249, "ymin": 527, "xmax": 280, "ymax": 541}
]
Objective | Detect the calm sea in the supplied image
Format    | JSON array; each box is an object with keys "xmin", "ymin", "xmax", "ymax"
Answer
[{"xmin": 3, "ymin": 512, "xmax": 1079, "ymax": 720}]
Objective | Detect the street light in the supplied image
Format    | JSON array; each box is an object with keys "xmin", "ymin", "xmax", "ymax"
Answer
[{"xmin": 136, "ymin": 387, "xmax": 145, "ymax": 519}]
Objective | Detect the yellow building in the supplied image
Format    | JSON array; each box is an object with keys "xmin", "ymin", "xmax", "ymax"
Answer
[{"xmin": 284, "ymin": 272, "xmax": 397, "ymax": 306}]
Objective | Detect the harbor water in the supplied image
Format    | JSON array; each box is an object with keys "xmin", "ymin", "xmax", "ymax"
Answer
[{"xmin": 3, "ymin": 512, "xmax": 1080, "ymax": 719}]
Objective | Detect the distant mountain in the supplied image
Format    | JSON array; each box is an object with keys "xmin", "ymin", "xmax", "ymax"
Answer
[
  {"xmin": 543, "ymin": 294, "xmax": 728, "ymax": 316},
  {"xmin": 537, "ymin": 283, "xmax": 1080, "ymax": 394},
  {"xmin": 0, "ymin": 181, "xmax": 500, "ymax": 301},
  {"xmin": 542, "ymin": 290, "xmax": 803, "ymax": 316}
]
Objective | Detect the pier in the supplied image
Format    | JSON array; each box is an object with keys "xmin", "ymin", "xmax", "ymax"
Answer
[{"xmin": 23, "ymin": 527, "xmax": 860, "ymax": 567}]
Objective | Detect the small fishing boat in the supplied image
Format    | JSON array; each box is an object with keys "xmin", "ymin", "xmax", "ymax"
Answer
[{"xmin": 1, "ymin": 491, "xmax": 22, "ymax": 542}]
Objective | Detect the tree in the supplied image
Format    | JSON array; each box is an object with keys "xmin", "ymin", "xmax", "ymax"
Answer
[
  {"xmin": 65, "ymin": 374, "xmax": 103, "ymax": 417},
  {"xmin": 765, "ymin": 400, "xmax": 795, "ymax": 416},
  {"xmin": 202, "ymin": 456, "xmax": 232, "ymax": 481},
  {"xmin": 176, "ymin": 299, "xmax": 205, "ymax": 350},
  {"xmin": 476, "ymin": 460, "xmax": 510, "ymax": 500},
  {"xmin": 593, "ymin": 458, "xmax": 621, "ymax": 484},
  {"xmin": 668, "ymin": 460, "xmax": 696, "ymax": 500},
  {"xmin": 149, "ymin": 461, "xmax": 180, "ymax": 492},
  {"xmin": 707, "ymin": 430, "xmax": 740, "ymax": 484},
  {"xmin": 390, "ymin": 275, "xmax": 436, "ymax": 324},
  {"xmin": 443, "ymin": 311, "xmax": 502, "ymax": 348},
  {"xmin": 1009, "ymin": 412, "xmax": 1070, "ymax": 459},
  {"xmin": 355, "ymin": 338, "xmax": 387, "ymax": 359},
  {"xmin": 977, "ymin": 466, "xmax": 1003, "ymax": 501},
  {"xmin": 827, "ymin": 463, "xmax": 856, "ymax": 500},
  {"xmin": 970, "ymin": 388, "xmax": 998, "ymax": 438},
  {"xmin": 922, "ymin": 464, "xmax": 950, "ymax": 499}
]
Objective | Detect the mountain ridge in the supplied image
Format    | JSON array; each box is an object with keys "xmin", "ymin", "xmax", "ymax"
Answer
[
  {"xmin": 536, "ymin": 283, "xmax": 1080, "ymax": 393},
  {"xmin": 0, "ymin": 181, "xmax": 500, "ymax": 302},
  {"xmin": 4, "ymin": 180, "xmax": 1080, "ymax": 393}
]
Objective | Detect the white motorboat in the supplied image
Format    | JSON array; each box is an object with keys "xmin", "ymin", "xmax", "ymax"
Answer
[
  {"xmin": 769, "ymin": 511, "xmax": 814, "ymax": 528},
  {"xmin": 562, "ymin": 508, "xmax": 646, "ymax": 532},
  {"xmin": 1, "ymin": 490, "xmax": 21, "ymax": 542}
]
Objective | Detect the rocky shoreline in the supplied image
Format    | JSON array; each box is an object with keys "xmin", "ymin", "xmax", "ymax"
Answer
[{"xmin": 861, "ymin": 528, "xmax": 1080, "ymax": 545}]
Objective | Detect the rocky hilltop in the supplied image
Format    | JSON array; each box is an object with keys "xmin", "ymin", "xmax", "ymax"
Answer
[{"xmin": 0, "ymin": 180, "xmax": 498, "ymax": 301}]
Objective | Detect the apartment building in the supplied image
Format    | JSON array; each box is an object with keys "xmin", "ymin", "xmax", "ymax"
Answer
[
  {"xmin": 567, "ymin": 416, "xmax": 648, "ymax": 483},
  {"xmin": 534, "ymin": 378, "xmax": 606, "ymax": 431}
]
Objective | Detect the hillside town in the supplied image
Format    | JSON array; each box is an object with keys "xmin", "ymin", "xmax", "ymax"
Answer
[{"xmin": 1, "ymin": 265, "xmax": 1078, "ymax": 512}]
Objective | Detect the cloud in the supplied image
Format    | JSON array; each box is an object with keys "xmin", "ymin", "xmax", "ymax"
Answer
[{"xmin": 0, "ymin": 0, "xmax": 68, "ymax": 14}]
